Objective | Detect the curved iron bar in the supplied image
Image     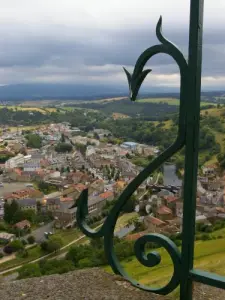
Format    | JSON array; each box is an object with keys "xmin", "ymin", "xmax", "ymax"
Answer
[{"xmin": 76, "ymin": 17, "xmax": 189, "ymax": 295}]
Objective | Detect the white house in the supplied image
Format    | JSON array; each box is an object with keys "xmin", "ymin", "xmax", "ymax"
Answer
[
  {"xmin": 120, "ymin": 142, "xmax": 137, "ymax": 150},
  {"xmin": 24, "ymin": 162, "xmax": 41, "ymax": 172},
  {"xmin": 86, "ymin": 146, "xmax": 96, "ymax": 157},
  {"xmin": 202, "ymin": 166, "xmax": 216, "ymax": 176},
  {"xmin": 5, "ymin": 154, "xmax": 25, "ymax": 169},
  {"xmin": 49, "ymin": 171, "xmax": 61, "ymax": 178}
]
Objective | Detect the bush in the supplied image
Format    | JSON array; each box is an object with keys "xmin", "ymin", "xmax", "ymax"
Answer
[
  {"xmin": 27, "ymin": 235, "xmax": 35, "ymax": 244},
  {"xmin": 55, "ymin": 143, "xmax": 72, "ymax": 153},
  {"xmin": 9, "ymin": 240, "xmax": 24, "ymax": 252},
  {"xmin": 21, "ymin": 239, "xmax": 28, "ymax": 246},
  {"xmin": 201, "ymin": 233, "xmax": 211, "ymax": 241},
  {"xmin": 174, "ymin": 240, "xmax": 182, "ymax": 247},
  {"xmin": 16, "ymin": 249, "xmax": 28, "ymax": 258},
  {"xmin": 0, "ymin": 222, "xmax": 9, "ymax": 231},
  {"xmin": 0, "ymin": 252, "xmax": 3, "ymax": 259},
  {"xmin": 78, "ymin": 258, "xmax": 93, "ymax": 269},
  {"xmin": 41, "ymin": 237, "xmax": 63, "ymax": 254},
  {"xmin": 39, "ymin": 259, "xmax": 75, "ymax": 275},
  {"xmin": 40, "ymin": 241, "xmax": 48, "ymax": 252},
  {"xmin": 18, "ymin": 263, "xmax": 41, "ymax": 279},
  {"xmin": 3, "ymin": 245, "xmax": 14, "ymax": 254}
]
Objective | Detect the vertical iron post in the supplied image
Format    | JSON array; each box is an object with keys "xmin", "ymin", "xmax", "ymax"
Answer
[{"xmin": 181, "ymin": 1, "xmax": 204, "ymax": 299}]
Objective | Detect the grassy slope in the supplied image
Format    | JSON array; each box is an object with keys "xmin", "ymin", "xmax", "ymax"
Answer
[
  {"xmin": 137, "ymin": 98, "xmax": 215, "ymax": 107},
  {"xmin": 105, "ymin": 237, "xmax": 225, "ymax": 288},
  {"xmin": 0, "ymin": 106, "xmax": 57, "ymax": 114}
]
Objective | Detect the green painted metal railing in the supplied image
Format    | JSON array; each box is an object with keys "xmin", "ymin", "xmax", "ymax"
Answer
[{"xmin": 75, "ymin": 0, "xmax": 225, "ymax": 299}]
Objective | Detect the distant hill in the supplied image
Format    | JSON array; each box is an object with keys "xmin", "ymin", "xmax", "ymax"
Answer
[{"xmin": 0, "ymin": 83, "xmax": 224, "ymax": 101}]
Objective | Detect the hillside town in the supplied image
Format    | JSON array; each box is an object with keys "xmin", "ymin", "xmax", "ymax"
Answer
[{"xmin": 0, "ymin": 121, "xmax": 224, "ymax": 263}]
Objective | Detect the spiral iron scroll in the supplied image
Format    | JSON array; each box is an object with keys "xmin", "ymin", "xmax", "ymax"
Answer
[{"xmin": 75, "ymin": 17, "xmax": 189, "ymax": 295}]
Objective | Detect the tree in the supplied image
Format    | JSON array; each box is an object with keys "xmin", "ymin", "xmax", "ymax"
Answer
[
  {"xmin": 65, "ymin": 246, "xmax": 81, "ymax": 266},
  {"xmin": 217, "ymin": 152, "xmax": 225, "ymax": 169},
  {"xmin": 55, "ymin": 143, "xmax": 72, "ymax": 153},
  {"xmin": 38, "ymin": 181, "xmax": 57, "ymax": 194},
  {"xmin": 3, "ymin": 200, "xmax": 20, "ymax": 224},
  {"xmin": 37, "ymin": 201, "xmax": 42, "ymax": 214},
  {"xmin": 25, "ymin": 134, "xmax": 42, "ymax": 148},
  {"xmin": 75, "ymin": 143, "xmax": 87, "ymax": 156},
  {"xmin": 39, "ymin": 259, "xmax": 74, "ymax": 276},
  {"xmin": 40, "ymin": 241, "xmax": 48, "ymax": 252},
  {"xmin": 43, "ymin": 237, "xmax": 63, "ymax": 254},
  {"xmin": 13, "ymin": 209, "xmax": 36, "ymax": 224},
  {"xmin": 61, "ymin": 133, "xmax": 66, "ymax": 143},
  {"xmin": 46, "ymin": 240, "xmax": 61, "ymax": 253},
  {"xmin": 27, "ymin": 235, "xmax": 35, "ymax": 244}
]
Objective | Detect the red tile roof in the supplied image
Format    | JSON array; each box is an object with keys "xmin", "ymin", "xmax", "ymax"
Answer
[
  {"xmin": 205, "ymin": 164, "xmax": 217, "ymax": 169},
  {"xmin": 61, "ymin": 197, "xmax": 73, "ymax": 202},
  {"xmin": 14, "ymin": 168, "xmax": 22, "ymax": 175},
  {"xmin": 99, "ymin": 191, "xmax": 114, "ymax": 200},
  {"xmin": 73, "ymin": 183, "xmax": 87, "ymax": 192},
  {"xmin": 148, "ymin": 216, "xmax": 166, "ymax": 226},
  {"xmin": 157, "ymin": 206, "xmax": 172, "ymax": 215},
  {"xmin": 4, "ymin": 188, "xmax": 42, "ymax": 200},
  {"xmin": 125, "ymin": 231, "xmax": 146, "ymax": 241},
  {"xmin": 164, "ymin": 196, "xmax": 178, "ymax": 203},
  {"xmin": 216, "ymin": 207, "xmax": 225, "ymax": 213},
  {"xmin": 14, "ymin": 220, "xmax": 31, "ymax": 229}
]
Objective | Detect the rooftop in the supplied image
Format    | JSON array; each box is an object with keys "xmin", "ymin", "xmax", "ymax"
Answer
[{"xmin": 0, "ymin": 232, "xmax": 15, "ymax": 240}]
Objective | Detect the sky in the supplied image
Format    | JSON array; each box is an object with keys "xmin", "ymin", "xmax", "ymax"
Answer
[{"xmin": 0, "ymin": 0, "xmax": 225, "ymax": 91}]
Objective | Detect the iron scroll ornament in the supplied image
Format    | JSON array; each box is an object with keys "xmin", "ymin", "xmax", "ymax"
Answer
[{"xmin": 75, "ymin": 17, "xmax": 189, "ymax": 295}]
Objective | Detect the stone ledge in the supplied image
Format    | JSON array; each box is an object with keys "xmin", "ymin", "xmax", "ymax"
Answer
[
  {"xmin": 0, "ymin": 268, "xmax": 224, "ymax": 300},
  {"xmin": 0, "ymin": 268, "xmax": 164, "ymax": 300}
]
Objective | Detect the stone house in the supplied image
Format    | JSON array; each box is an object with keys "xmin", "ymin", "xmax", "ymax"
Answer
[
  {"xmin": 17, "ymin": 198, "xmax": 37, "ymax": 212},
  {"xmin": 62, "ymin": 183, "xmax": 87, "ymax": 199},
  {"xmin": 53, "ymin": 202, "xmax": 76, "ymax": 228},
  {"xmin": 88, "ymin": 179, "xmax": 105, "ymax": 195},
  {"xmin": 41, "ymin": 197, "xmax": 61, "ymax": 212},
  {"xmin": 0, "ymin": 232, "xmax": 16, "ymax": 243},
  {"xmin": 156, "ymin": 206, "xmax": 173, "ymax": 221},
  {"xmin": 143, "ymin": 215, "xmax": 166, "ymax": 232},
  {"xmin": 14, "ymin": 220, "xmax": 31, "ymax": 230},
  {"xmin": 162, "ymin": 195, "xmax": 179, "ymax": 217},
  {"xmin": 87, "ymin": 191, "xmax": 114, "ymax": 216}
]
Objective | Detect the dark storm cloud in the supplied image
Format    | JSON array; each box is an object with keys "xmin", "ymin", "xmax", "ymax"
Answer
[{"xmin": 0, "ymin": 22, "xmax": 224, "ymax": 84}]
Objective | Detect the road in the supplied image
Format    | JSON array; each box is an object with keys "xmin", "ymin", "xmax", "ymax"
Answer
[
  {"xmin": 0, "ymin": 223, "xmax": 103, "ymax": 276},
  {"xmin": 24, "ymin": 221, "xmax": 55, "ymax": 243}
]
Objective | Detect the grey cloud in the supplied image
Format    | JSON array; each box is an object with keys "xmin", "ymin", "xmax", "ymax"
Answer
[{"xmin": 0, "ymin": 22, "xmax": 224, "ymax": 85}]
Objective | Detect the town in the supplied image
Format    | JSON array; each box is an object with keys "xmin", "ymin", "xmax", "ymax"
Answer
[{"xmin": 0, "ymin": 121, "xmax": 224, "ymax": 275}]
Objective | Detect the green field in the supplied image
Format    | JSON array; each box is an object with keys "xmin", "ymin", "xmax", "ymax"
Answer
[
  {"xmin": 0, "ymin": 105, "xmax": 57, "ymax": 114},
  {"xmin": 105, "ymin": 237, "xmax": 225, "ymax": 289},
  {"xmin": 137, "ymin": 98, "xmax": 215, "ymax": 107},
  {"xmin": 53, "ymin": 228, "xmax": 81, "ymax": 245}
]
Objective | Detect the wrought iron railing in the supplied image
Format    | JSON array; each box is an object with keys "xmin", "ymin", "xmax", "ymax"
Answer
[{"xmin": 76, "ymin": 1, "xmax": 225, "ymax": 299}]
